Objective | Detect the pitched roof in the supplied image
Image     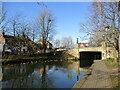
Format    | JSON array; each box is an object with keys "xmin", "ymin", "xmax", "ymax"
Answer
[
  {"xmin": 37, "ymin": 39, "xmax": 52, "ymax": 45},
  {"xmin": 78, "ymin": 43, "xmax": 89, "ymax": 48}
]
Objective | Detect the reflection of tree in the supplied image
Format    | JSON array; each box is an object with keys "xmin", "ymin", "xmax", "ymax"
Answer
[
  {"xmin": 67, "ymin": 73, "xmax": 73, "ymax": 80},
  {"xmin": 1, "ymin": 61, "xmax": 81, "ymax": 88},
  {"xmin": 35, "ymin": 64, "xmax": 55, "ymax": 88},
  {"xmin": 41, "ymin": 65, "xmax": 47, "ymax": 88},
  {"xmin": 2, "ymin": 64, "xmax": 35, "ymax": 88},
  {"xmin": 2, "ymin": 64, "xmax": 34, "ymax": 81},
  {"xmin": 54, "ymin": 61, "xmax": 80, "ymax": 81}
]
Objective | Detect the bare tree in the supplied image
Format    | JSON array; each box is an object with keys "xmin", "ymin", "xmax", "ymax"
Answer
[
  {"xmin": 61, "ymin": 36, "xmax": 75, "ymax": 49},
  {"xmin": 80, "ymin": 2, "xmax": 119, "ymax": 52},
  {"xmin": 54, "ymin": 39, "xmax": 60, "ymax": 48},
  {"xmin": 29, "ymin": 21, "xmax": 40, "ymax": 42},
  {"xmin": 36, "ymin": 9, "xmax": 55, "ymax": 53},
  {"xmin": 4, "ymin": 13, "xmax": 39, "ymax": 54},
  {"xmin": 6, "ymin": 14, "xmax": 32, "ymax": 38},
  {"xmin": 19, "ymin": 17, "xmax": 32, "ymax": 37},
  {"xmin": 0, "ymin": 3, "xmax": 7, "ymax": 31},
  {"xmin": 6, "ymin": 14, "xmax": 22, "ymax": 36}
]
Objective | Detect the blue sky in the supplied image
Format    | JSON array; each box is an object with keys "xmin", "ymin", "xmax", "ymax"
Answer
[{"xmin": 4, "ymin": 2, "xmax": 91, "ymax": 43}]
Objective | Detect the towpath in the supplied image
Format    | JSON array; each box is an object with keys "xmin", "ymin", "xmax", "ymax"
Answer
[{"xmin": 73, "ymin": 60, "xmax": 112, "ymax": 88}]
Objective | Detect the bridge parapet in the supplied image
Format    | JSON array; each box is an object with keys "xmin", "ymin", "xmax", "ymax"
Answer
[
  {"xmin": 79, "ymin": 46, "xmax": 118, "ymax": 60},
  {"xmin": 79, "ymin": 47, "xmax": 102, "ymax": 52},
  {"xmin": 67, "ymin": 43, "xmax": 118, "ymax": 60},
  {"xmin": 66, "ymin": 49, "xmax": 79, "ymax": 58}
]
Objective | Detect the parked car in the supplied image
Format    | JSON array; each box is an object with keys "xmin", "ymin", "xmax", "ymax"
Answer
[
  {"xmin": 4, "ymin": 47, "xmax": 12, "ymax": 55},
  {"xmin": 46, "ymin": 49, "xmax": 51, "ymax": 53},
  {"xmin": 50, "ymin": 49, "xmax": 56, "ymax": 53},
  {"xmin": 56, "ymin": 48, "xmax": 66, "ymax": 51},
  {"xmin": 5, "ymin": 49, "xmax": 12, "ymax": 53},
  {"xmin": 36, "ymin": 49, "xmax": 44, "ymax": 54},
  {"xmin": 36, "ymin": 49, "xmax": 56, "ymax": 54}
]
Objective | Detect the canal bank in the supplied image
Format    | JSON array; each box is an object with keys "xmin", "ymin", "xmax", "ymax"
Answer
[
  {"xmin": 0, "ymin": 52, "xmax": 78, "ymax": 65},
  {"xmin": 72, "ymin": 60, "xmax": 112, "ymax": 88}
]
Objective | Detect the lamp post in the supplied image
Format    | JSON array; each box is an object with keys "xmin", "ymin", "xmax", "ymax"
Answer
[
  {"xmin": 104, "ymin": 26, "xmax": 110, "ymax": 59},
  {"xmin": 102, "ymin": 34, "xmax": 107, "ymax": 59},
  {"xmin": 76, "ymin": 38, "xmax": 79, "ymax": 44},
  {"xmin": 76, "ymin": 37, "xmax": 80, "ymax": 59}
]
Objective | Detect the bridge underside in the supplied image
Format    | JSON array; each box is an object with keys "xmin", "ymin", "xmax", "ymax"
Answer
[
  {"xmin": 80, "ymin": 51, "xmax": 102, "ymax": 67},
  {"xmin": 80, "ymin": 51, "xmax": 102, "ymax": 60}
]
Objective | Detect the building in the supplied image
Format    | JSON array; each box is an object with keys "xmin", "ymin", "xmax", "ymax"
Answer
[
  {"xmin": 37, "ymin": 39, "xmax": 53, "ymax": 49},
  {"xmin": 78, "ymin": 43, "xmax": 90, "ymax": 48},
  {"xmin": 56, "ymin": 47, "xmax": 66, "ymax": 51},
  {"xmin": 0, "ymin": 30, "xmax": 38, "ymax": 56}
]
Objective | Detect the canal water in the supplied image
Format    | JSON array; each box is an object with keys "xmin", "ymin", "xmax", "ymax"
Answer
[{"xmin": 0, "ymin": 60, "xmax": 86, "ymax": 88}]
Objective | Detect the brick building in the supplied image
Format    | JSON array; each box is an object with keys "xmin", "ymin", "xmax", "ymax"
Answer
[
  {"xmin": 0, "ymin": 30, "xmax": 38, "ymax": 56},
  {"xmin": 78, "ymin": 43, "xmax": 90, "ymax": 48},
  {"xmin": 37, "ymin": 39, "xmax": 53, "ymax": 49}
]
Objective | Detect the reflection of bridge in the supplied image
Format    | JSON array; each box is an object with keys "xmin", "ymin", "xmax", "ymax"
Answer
[
  {"xmin": 67, "ymin": 42, "xmax": 118, "ymax": 60},
  {"xmin": 0, "ymin": 52, "xmax": 2, "ymax": 58},
  {"xmin": 0, "ymin": 43, "xmax": 3, "ymax": 58}
]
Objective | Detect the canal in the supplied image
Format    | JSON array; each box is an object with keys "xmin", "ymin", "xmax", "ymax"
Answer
[{"xmin": 0, "ymin": 60, "xmax": 88, "ymax": 88}]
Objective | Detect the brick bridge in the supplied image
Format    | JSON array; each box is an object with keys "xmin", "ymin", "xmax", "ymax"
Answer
[{"xmin": 67, "ymin": 42, "xmax": 118, "ymax": 60}]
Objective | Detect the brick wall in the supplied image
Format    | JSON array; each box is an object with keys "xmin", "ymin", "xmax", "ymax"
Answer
[
  {"xmin": 0, "ymin": 34, "xmax": 5, "ymax": 45},
  {"xmin": 67, "ymin": 49, "xmax": 79, "ymax": 58}
]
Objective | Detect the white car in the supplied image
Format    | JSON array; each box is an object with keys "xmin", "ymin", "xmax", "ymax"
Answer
[
  {"xmin": 5, "ymin": 49, "xmax": 12, "ymax": 53},
  {"xmin": 4, "ymin": 45, "xmax": 12, "ymax": 54},
  {"xmin": 46, "ymin": 49, "xmax": 51, "ymax": 53}
]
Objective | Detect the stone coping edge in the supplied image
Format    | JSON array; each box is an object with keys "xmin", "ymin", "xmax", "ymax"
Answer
[{"xmin": 72, "ymin": 62, "xmax": 95, "ymax": 88}]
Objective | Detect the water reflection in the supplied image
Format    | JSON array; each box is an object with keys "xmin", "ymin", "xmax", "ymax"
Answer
[
  {"xmin": 80, "ymin": 59, "xmax": 94, "ymax": 67},
  {"xmin": 1, "ymin": 61, "xmax": 85, "ymax": 88}
]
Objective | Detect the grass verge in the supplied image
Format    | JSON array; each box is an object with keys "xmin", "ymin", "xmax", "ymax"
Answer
[{"xmin": 103, "ymin": 58, "xmax": 119, "ymax": 90}]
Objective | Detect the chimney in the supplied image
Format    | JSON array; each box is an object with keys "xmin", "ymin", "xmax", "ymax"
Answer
[{"xmin": 2, "ymin": 29, "xmax": 5, "ymax": 36}]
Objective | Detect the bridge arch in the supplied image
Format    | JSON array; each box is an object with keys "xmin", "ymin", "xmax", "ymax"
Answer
[
  {"xmin": 79, "ymin": 51, "xmax": 102, "ymax": 60},
  {"xmin": 79, "ymin": 51, "xmax": 102, "ymax": 67}
]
